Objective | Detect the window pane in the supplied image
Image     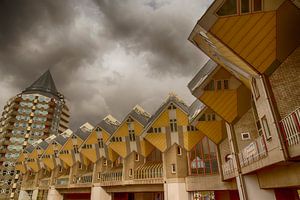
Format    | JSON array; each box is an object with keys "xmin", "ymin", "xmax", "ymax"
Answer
[
  {"xmin": 241, "ymin": 0, "xmax": 250, "ymax": 13},
  {"xmin": 254, "ymin": 0, "xmax": 262, "ymax": 11},
  {"xmin": 262, "ymin": 116, "xmax": 271, "ymax": 139},
  {"xmin": 217, "ymin": 81, "xmax": 222, "ymax": 90},
  {"xmin": 224, "ymin": 80, "xmax": 229, "ymax": 89},
  {"xmin": 217, "ymin": 0, "xmax": 237, "ymax": 16}
]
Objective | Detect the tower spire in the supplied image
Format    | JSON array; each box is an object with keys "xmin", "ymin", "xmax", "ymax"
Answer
[{"xmin": 24, "ymin": 70, "xmax": 59, "ymax": 97}]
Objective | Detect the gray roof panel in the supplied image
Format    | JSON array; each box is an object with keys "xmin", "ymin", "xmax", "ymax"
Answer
[
  {"xmin": 74, "ymin": 129, "xmax": 90, "ymax": 141},
  {"xmin": 97, "ymin": 120, "xmax": 119, "ymax": 135},
  {"xmin": 24, "ymin": 70, "xmax": 59, "ymax": 98},
  {"xmin": 187, "ymin": 60, "xmax": 218, "ymax": 93},
  {"xmin": 54, "ymin": 135, "xmax": 68, "ymax": 145}
]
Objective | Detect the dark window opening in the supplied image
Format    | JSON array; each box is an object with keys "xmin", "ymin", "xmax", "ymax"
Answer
[{"xmin": 217, "ymin": 0, "xmax": 237, "ymax": 16}]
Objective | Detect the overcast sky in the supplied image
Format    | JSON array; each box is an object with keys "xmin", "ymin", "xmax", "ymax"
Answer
[{"xmin": 0, "ymin": 0, "xmax": 211, "ymax": 129}]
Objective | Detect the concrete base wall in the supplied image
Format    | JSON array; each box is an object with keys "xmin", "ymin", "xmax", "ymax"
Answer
[
  {"xmin": 91, "ymin": 186, "xmax": 111, "ymax": 200},
  {"xmin": 47, "ymin": 187, "xmax": 63, "ymax": 200},
  {"xmin": 18, "ymin": 190, "xmax": 31, "ymax": 200},
  {"xmin": 164, "ymin": 182, "xmax": 190, "ymax": 200},
  {"xmin": 243, "ymin": 174, "xmax": 276, "ymax": 200}
]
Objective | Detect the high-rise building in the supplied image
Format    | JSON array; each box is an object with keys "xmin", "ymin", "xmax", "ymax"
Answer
[{"xmin": 0, "ymin": 70, "xmax": 70, "ymax": 199}]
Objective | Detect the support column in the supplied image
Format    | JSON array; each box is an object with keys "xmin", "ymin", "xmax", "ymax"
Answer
[
  {"xmin": 18, "ymin": 190, "xmax": 31, "ymax": 200},
  {"xmin": 32, "ymin": 189, "xmax": 39, "ymax": 200},
  {"xmin": 164, "ymin": 181, "xmax": 190, "ymax": 200},
  {"xmin": 243, "ymin": 174, "xmax": 276, "ymax": 200},
  {"xmin": 226, "ymin": 124, "xmax": 277, "ymax": 200},
  {"xmin": 47, "ymin": 187, "xmax": 63, "ymax": 200},
  {"xmin": 90, "ymin": 186, "xmax": 111, "ymax": 200}
]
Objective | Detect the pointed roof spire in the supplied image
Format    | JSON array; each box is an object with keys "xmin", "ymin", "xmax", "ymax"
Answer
[{"xmin": 24, "ymin": 70, "xmax": 59, "ymax": 97}]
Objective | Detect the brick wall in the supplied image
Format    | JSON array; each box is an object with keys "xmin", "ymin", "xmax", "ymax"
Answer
[
  {"xmin": 270, "ymin": 46, "xmax": 300, "ymax": 118},
  {"xmin": 233, "ymin": 108, "xmax": 258, "ymax": 151}
]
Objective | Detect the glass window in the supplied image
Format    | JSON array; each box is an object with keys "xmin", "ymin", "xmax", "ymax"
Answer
[
  {"xmin": 217, "ymin": 80, "xmax": 222, "ymax": 90},
  {"xmin": 251, "ymin": 77, "xmax": 260, "ymax": 99},
  {"xmin": 217, "ymin": 0, "xmax": 237, "ymax": 16},
  {"xmin": 262, "ymin": 116, "xmax": 271, "ymax": 140},
  {"xmin": 253, "ymin": 0, "xmax": 262, "ymax": 11},
  {"xmin": 241, "ymin": 0, "xmax": 250, "ymax": 13},
  {"xmin": 224, "ymin": 80, "xmax": 229, "ymax": 89},
  {"xmin": 204, "ymin": 80, "xmax": 215, "ymax": 91}
]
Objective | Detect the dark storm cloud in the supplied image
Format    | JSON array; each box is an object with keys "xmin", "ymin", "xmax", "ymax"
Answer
[
  {"xmin": 0, "ymin": 0, "xmax": 211, "ymax": 129},
  {"xmin": 94, "ymin": 0, "xmax": 208, "ymax": 76}
]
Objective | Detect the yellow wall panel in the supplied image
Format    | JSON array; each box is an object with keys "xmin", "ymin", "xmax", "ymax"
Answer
[
  {"xmin": 81, "ymin": 148, "xmax": 97, "ymax": 163},
  {"xmin": 108, "ymin": 147, "xmax": 118, "ymax": 162},
  {"xmin": 59, "ymin": 154, "xmax": 73, "ymax": 167},
  {"xmin": 153, "ymin": 110, "xmax": 169, "ymax": 128},
  {"xmin": 140, "ymin": 140, "xmax": 155, "ymax": 157},
  {"xmin": 134, "ymin": 121, "xmax": 144, "ymax": 136},
  {"xmin": 115, "ymin": 123, "xmax": 128, "ymax": 137},
  {"xmin": 196, "ymin": 121, "xmax": 225, "ymax": 144},
  {"xmin": 200, "ymin": 90, "xmax": 238, "ymax": 123},
  {"xmin": 183, "ymin": 131, "xmax": 205, "ymax": 151},
  {"xmin": 211, "ymin": 12, "xmax": 277, "ymax": 73},
  {"xmin": 176, "ymin": 108, "xmax": 188, "ymax": 126},
  {"xmin": 109, "ymin": 142, "xmax": 127, "ymax": 158},
  {"xmin": 145, "ymin": 133, "xmax": 167, "ymax": 152},
  {"xmin": 103, "ymin": 131, "xmax": 110, "ymax": 142}
]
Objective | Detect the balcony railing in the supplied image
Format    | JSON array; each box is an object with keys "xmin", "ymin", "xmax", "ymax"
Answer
[
  {"xmin": 39, "ymin": 179, "xmax": 50, "ymax": 188},
  {"xmin": 134, "ymin": 162, "xmax": 163, "ymax": 179},
  {"xmin": 74, "ymin": 174, "xmax": 93, "ymax": 184},
  {"xmin": 56, "ymin": 177, "xmax": 69, "ymax": 186},
  {"xmin": 98, "ymin": 170, "xmax": 123, "ymax": 182},
  {"xmin": 222, "ymin": 159, "xmax": 235, "ymax": 177},
  {"xmin": 238, "ymin": 136, "xmax": 267, "ymax": 167},
  {"xmin": 280, "ymin": 107, "xmax": 300, "ymax": 147}
]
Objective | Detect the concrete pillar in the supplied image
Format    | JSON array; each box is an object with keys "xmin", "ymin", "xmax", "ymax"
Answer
[
  {"xmin": 243, "ymin": 174, "xmax": 276, "ymax": 200},
  {"xmin": 47, "ymin": 187, "xmax": 63, "ymax": 200},
  {"xmin": 90, "ymin": 186, "xmax": 111, "ymax": 200},
  {"xmin": 32, "ymin": 189, "xmax": 39, "ymax": 200},
  {"xmin": 18, "ymin": 190, "xmax": 31, "ymax": 200},
  {"xmin": 164, "ymin": 182, "xmax": 190, "ymax": 200}
]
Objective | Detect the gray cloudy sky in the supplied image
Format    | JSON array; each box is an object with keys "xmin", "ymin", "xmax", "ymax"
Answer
[{"xmin": 0, "ymin": 0, "xmax": 211, "ymax": 129}]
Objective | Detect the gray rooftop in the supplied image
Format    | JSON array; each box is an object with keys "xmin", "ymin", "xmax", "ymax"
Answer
[
  {"xmin": 188, "ymin": 59, "xmax": 218, "ymax": 94},
  {"xmin": 189, "ymin": 99, "xmax": 206, "ymax": 123},
  {"xmin": 129, "ymin": 109, "xmax": 150, "ymax": 127},
  {"xmin": 97, "ymin": 120, "xmax": 119, "ymax": 135},
  {"xmin": 143, "ymin": 95, "xmax": 189, "ymax": 133},
  {"xmin": 74, "ymin": 129, "xmax": 90, "ymax": 141},
  {"xmin": 24, "ymin": 145, "xmax": 35, "ymax": 153},
  {"xmin": 54, "ymin": 135, "xmax": 69, "ymax": 145},
  {"xmin": 24, "ymin": 70, "xmax": 59, "ymax": 98},
  {"xmin": 37, "ymin": 141, "xmax": 49, "ymax": 150}
]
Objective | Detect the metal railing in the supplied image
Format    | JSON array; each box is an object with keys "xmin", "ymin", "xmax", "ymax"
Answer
[
  {"xmin": 238, "ymin": 136, "xmax": 267, "ymax": 167},
  {"xmin": 280, "ymin": 107, "xmax": 300, "ymax": 147},
  {"xmin": 98, "ymin": 170, "xmax": 123, "ymax": 182},
  {"xmin": 134, "ymin": 162, "xmax": 163, "ymax": 179},
  {"xmin": 74, "ymin": 174, "xmax": 93, "ymax": 184},
  {"xmin": 222, "ymin": 159, "xmax": 235, "ymax": 176},
  {"xmin": 56, "ymin": 177, "xmax": 69, "ymax": 185}
]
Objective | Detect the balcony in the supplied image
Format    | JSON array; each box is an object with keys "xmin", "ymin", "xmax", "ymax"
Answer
[
  {"xmin": 238, "ymin": 136, "xmax": 267, "ymax": 168},
  {"xmin": 21, "ymin": 179, "xmax": 36, "ymax": 190},
  {"xmin": 98, "ymin": 168, "xmax": 123, "ymax": 186},
  {"xmin": 39, "ymin": 178, "xmax": 50, "ymax": 189},
  {"xmin": 55, "ymin": 176, "xmax": 69, "ymax": 188},
  {"xmin": 70, "ymin": 173, "xmax": 93, "ymax": 187},
  {"xmin": 131, "ymin": 162, "xmax": 163, "ymax": 184},
  {"xmin": 222, "ymin": 159, "xmax": 236, "ymax": 180},
  {"xmin": 279, "ymin": 107, "xmax": 300, "ymax": 158}
]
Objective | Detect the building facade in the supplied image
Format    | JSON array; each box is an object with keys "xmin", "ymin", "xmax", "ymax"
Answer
[
  {"xmin": 17, "ymin": 95, "xmax": 238, "ymax": 200},
  {"xmin": 188, "ymin": 0, "xmax": 300, "ymax": 199},
  {"xmin": 11, "ymin": 0, "xmax": 300, "ymax": 200},
  {"xmin": 0, "ymin": 71, "xmax": 70, "ymax": 199}
]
